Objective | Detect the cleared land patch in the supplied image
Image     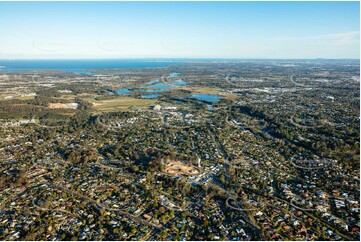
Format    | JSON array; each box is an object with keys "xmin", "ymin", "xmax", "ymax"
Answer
[
  {"xmin": 164, "ymin": 161, "xmax": 199, "ymax": 176},
  {"xmin": 49, "ymin": 103, "xmax": 78, "ymax": 109},
  {"xmin": 88, "ymin": 96, "xmax": 158, "ymax": 112},
  {"xmin": 184, "ymin": 86, "xmax": 221, "ymax": 95}
]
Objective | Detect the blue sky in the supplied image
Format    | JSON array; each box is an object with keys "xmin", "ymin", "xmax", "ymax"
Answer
[{"xmin": 0, "ymin": 1, "xmax": 359, "ymax": 59}]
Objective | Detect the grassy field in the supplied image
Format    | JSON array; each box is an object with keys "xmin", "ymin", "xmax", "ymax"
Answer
[
  {"xmin": 219, "ymin": 92, "xmax": 239, "ymax": 100},
  {"xmin": 183, "ymin": 86, "xmax": 239, "ymax": 100},
  {"xmin": 60, "ymin": 94, "xmax": 76, "ymax": 100},
  {"xmin": 185, "ymin": 86, "xmax": 221, "ymax": 95},
  {"xmin": 0, "ymin": 94, "xmax": 35, "ymax": 101},
  {"xmin": 86, "ymin": 96, "xmax": 159, "ymax": 113},
  {"xmin": 16, "ymin": 95, "xmax": 36, "ymax": 100}
]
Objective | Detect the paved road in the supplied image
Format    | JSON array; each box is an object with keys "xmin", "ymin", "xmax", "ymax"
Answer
[
  {"xmin": 289, "ymin": 74, "xmax": 308, "ymax": 87},
  {"xmin": 225, "ymin": 197, "xmax": 263, "ymax": 238},
  {"xmin": 242, "ymin": 186, "xmax": 353, "ymax": 241},
  {"xmin": 289, "ymin": 197, "xmax": 318, "ymax": 212},
  {"xmin": 32, "ymin": 196, "xmax": 80, "ymax": 218},
  {"xmin": 226, "ymin": 197, "xmax": 261, "ymax": 211},
  {"xmin": 49, "ymin": 182, "xmax": 162, "ymax": 229}
]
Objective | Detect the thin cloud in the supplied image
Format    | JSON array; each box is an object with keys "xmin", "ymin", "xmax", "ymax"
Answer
[{"xmin": 273, "ymin": 31, "xmax": 360, "ymax": 45}]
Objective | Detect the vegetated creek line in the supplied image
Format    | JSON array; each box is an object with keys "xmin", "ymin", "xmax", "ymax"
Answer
[
  {"xmin": 206, "ymin": 123, "xmax": 231, "ymax": 183},
  {"xmin": 205, "ymin": 124, "xmax": 264, "ymax": 237}
]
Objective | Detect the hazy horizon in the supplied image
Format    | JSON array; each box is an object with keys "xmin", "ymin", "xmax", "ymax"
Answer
[{"xmin": 0, "ymin": 57, "xmax": 360, "ymax": 60}]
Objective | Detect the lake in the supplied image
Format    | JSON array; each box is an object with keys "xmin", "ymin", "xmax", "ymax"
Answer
[
  {"xmin": 189, "ymin": 94, "xmax": 222, "ymax": 103},
  {"xmin": 140, "ymin": 89, "xmax": 165, "ymax": 93},
  {"xmin": 172, "ymin": 79, "xmax": 187, "ymax": 85},
  {"xmin": 117, "ymin": 89, "xmax": 133, "ymax": 95},
  {"xmin": 147, "ymin": 83, "xmax": 172, "ymax": 89}
]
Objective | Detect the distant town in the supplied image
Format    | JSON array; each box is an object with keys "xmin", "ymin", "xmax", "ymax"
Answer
[{"xmin": 0, "ymin": 59, "xmax": 359, "ymax": 241}]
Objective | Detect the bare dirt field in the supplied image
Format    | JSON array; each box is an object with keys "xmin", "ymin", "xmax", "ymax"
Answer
[
  {"xmin": 49, "ymin": 103, "xmax": 78, "ymax": 109},
  {"xmin": 164, "ymin": 161, "xmax": 199, "ymax": 176}
]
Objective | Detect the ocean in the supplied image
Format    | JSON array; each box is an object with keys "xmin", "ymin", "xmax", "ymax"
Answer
[
  {"xmin": 1, "ymin": 58, "xmax": 354, "ymax": 74},
  {"xmin": 0, "ymin": 59, "xmax": 189, "ymax": 74}
]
